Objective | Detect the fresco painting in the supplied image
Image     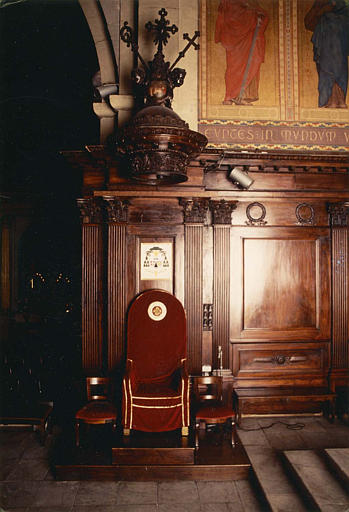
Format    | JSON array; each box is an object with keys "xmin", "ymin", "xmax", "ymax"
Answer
[{"xmin": 200, "ymin": 0, "xmax": 349, "ymax": 150}]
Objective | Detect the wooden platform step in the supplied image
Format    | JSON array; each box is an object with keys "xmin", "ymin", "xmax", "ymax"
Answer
[
  {"xmin": 323, "ymin": 448, "xmax": 349, "ymax": 490},
  {"xmin": 53, "ymin": 428, "xmax": 251, "ymax": 481},
  {"xmin": 112, "ymin": 432, "xmax": 194, "ymax": 465},
  {"xmin": 283, "ymin": 450, "xmax": 349, "ymax": 511}
]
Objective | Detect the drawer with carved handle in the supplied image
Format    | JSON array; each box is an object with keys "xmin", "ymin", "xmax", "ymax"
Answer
[{"xmin": 232, "ymin": 342, "xmax": 330, "ymax": 377}]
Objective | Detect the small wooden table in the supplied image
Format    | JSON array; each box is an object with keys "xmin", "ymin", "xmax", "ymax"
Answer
[
  {"xmin": 0, "ymin": 403, "xmax": 53, "ymax": 443},
  {"xmin": 233, "ymin": 387, "xmax": 336, "ymax": 425}
]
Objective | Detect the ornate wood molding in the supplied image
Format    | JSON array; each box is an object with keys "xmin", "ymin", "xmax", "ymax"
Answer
[
  {"xmin": 209, "ymin": 199, "xmax": 237, "ymax": 225},
  {"xmin": 180, "ymin": 198, "xmax": 210, "ymax": 224},
  {"xmin": 77, "ymin": 197, "xmax": 103, "ymax": 224},
  {"xmin": 103, "ymin": 196, "xmax": 130, "ymax": 223},
  {"xmin": 328, "ymin": 202, "xmax": 349, "ymax": 227},
  {"xmin": 245, "ymin": 202, "xmax": 267, "ymax": 226}
]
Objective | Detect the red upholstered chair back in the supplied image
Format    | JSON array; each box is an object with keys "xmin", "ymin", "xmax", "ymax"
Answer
[{"xmin": 127, "ymin": 290, "xmax": 187, "ymax": 381}]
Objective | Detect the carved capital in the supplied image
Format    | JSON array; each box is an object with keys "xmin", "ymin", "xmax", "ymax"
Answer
[
  {"xmin": 103, "ymin": 196, "xmax": 130, "ymax": 223},
  {"xmin": 327, "ymin": 202, "xmax": 349, "ymax": 227},
  {"xmin": 209, "ymin": 199, "xmax": 237, "ymax": 225},
  {"xmin": 180, "ymin": 198, "xmax": 210, "ymax": 224},
  {"xmin": 77, "ymin": 198, "xmax": 103, "ymax": 224}
]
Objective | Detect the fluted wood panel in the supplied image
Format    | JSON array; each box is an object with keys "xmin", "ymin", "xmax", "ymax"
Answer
[
  {"xmin": 108, "ymin": 224, "xmax": 127, "ymax": 370},
  {"xmin": 213, "ymin": 225, "xmax": 230, "ymax": 368},
  {"xmin": 332, "ymin": 227, "xmax": 348, "ymax": 369},
  {"xmin": 82, "ymin": 224, "xmax": 103, "ymax": 371},
  {"xmin": 184, "ymin": 225, "xmax": 203, "ymax": 374}
]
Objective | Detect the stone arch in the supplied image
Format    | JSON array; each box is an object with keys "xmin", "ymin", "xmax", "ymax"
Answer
[{"xmin": 78, "ymin": 0, "xmax": 120, "ymax": 142}]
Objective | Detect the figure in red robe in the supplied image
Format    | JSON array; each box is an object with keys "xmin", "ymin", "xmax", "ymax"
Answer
[{"xmin": 215, "ymin": 0, "xmax": 269, "ymax": 105}]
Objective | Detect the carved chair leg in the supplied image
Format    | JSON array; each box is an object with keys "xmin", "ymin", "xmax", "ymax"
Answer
[
  {"xmin": 231, "ymin": 419, "xmax": 236, "ymax": 448},
  {"xmin": 195, "ymin": 420, "xmax": 200, "ymax": 449}
]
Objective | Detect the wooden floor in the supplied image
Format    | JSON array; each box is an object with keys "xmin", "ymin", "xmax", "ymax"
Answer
[{"xmin": 53, "ymin": 425, "xmax": 251, "ymax": 481}]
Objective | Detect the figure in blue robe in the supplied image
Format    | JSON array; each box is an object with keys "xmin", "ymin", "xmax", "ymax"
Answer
[{"xmin": 305, "ymin": 0, "xmax": 349, "ymax": 108}]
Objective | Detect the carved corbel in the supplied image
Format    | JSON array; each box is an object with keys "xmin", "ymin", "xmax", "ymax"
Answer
[
  {"xmin": 180, "ymin": 198, "xmax": 210, "ymax": 224},
  {"xmin": 209, "ymin": 199, "xmax": 238, "ymax": 225},
  {"xmin": 102, "ymin": 196, "xmax": 130, "ymax": 223}
]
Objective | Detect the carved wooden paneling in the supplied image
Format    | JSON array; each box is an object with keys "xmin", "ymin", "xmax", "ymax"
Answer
[
  {"xmin": 213, "ymin": 226, "xmax": 231, "ymax": 369},
  {"xmin": 81, "ymin": 224, "xmax": 103, "ymax": 372},
  {"xmin": 328, "ymin": 203, "xmax": 349, "ymax": 383},
  {"xmin": 184, "ymin": 224, "xmax": 203, "ymax": 374},
  {"xmin": 181, "ymin": 198, "xmax": 209, "ymax": 373},
  {"xmin": 107, "ymin": 224, "xmax": 127, "ymax": 370},
  {"xmin": 104, "ymin": 197, "xmax": 129, "ymax": 371},
  {"xmin": 232, "ymin": 342, "xmax": 330, "ymax": 388},
  {"xmin": 230, "ymin": 227, "xmax": 331, "ymax": 342},
  {"xmin": 78, "ymin": 198, "xmax": 104, "ymax": 372},
  {"xmin": 210, "ymin": 200, "xmax": 237, "ymax": 369}
]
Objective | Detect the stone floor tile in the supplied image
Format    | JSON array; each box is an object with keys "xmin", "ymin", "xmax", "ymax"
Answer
[
  {"xmin": 20, "ymin": 443, "xmax": 48, "ymax": 460},
  {"xmin": 0, "ymin": 459, "xmax": 18, "ymax": 481},
  {"xmin": 262, "ymin": 431, "xmax": 307, "ymax": 450},
  {"xmin": 31, "ymin": 481, "xmax": 79, "ymax": 508},
  {"xmin": 6, "ymin": 458, "xmax": 49, "ymax": 481},
  {"xmin": 158, "ymin": 481, "xmax": 199, "ymax": 504},
  {"xmin": 235, "ymin": 479, "xmax": 267, "ymax": 511},
  {"xmin": 0, "ymin": 481, "xmax": 39, "ymax": 509},
  {"xmin": 291, "ymin": 417, "xmax": 327, "ymax": 432},
  {"xmin": 285, "ymin": 450, "xmax": 349, "ymax": 509},
  {"xmin": 236, "ymin": 428, "xmax": 269, "ymax": 447},
  {"xmin": 158, "ymin": 503, "xmax": 201, "ymax": 512},
  {"xmin": 0, "ymin": 440, "xmax": 27, "ymax": 461},
  {"xmin": 72, "ymin": 507, "xmax": 117, "ymax": 512},
  {"xmin": 116, "ymin": 481, "xmax": 158, "ymax": 505},
  {"xmin": 301, "ymin": 431, "xmax": 349, "ymax": 449},
  {"xmin": 197, "ymin": 481, "xmax": 239, "ymax": 503},
  {"xmin": 245, "ymin": 446, "xmax": 298, "ymax": 495},
  {"xmin": 201, "ymin": 504, "xmax": 231, "ymax": 512},
  {"xmin": 266, "ymin": 492, "xmax": 308, "ymax": 512},
  {"xmin": 29, "ymin": 507, "xmax": 73, "ymax": 512},
  {"xmin": 73, "ymin": 506, "xmax": 157, "ymax": 512},
  {"xmin": 74, "ymin": 481, "xmax": 119, "ymax": 506}
]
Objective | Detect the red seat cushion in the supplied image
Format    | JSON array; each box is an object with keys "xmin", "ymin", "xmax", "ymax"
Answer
[
  {"xmin": 76, "ymin": 401, "xmax": 117, "ymax": 422},
  {"xmin": 196, "ymin": 405, "xmax": 235, "ymax": 421}
]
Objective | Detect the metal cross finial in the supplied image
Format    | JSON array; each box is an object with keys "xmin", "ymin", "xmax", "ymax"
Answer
[
  {"xmin": 145, "ymin": 8, "xmax": 178, "ymax": 53},
  {"xmin": 170, "ymin": 31, "xmax": 200, "ymax": 71}
]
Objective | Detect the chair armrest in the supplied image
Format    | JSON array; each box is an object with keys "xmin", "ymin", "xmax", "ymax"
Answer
[{"xmin": 123, "ymin": 359, "xmax": 137, "ymax": 390}]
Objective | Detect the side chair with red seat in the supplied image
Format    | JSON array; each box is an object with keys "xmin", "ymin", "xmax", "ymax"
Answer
[
  {"xmin": 122, "ymin": 289, "xmax": 190, "ymax": 436},
  {"xmin": 75, "ymin": 377, "xmax": 117, "ymax": 447},
  {"xmin": 193, "ymin": 375, "xmax": 236, "ymax": 449}
]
